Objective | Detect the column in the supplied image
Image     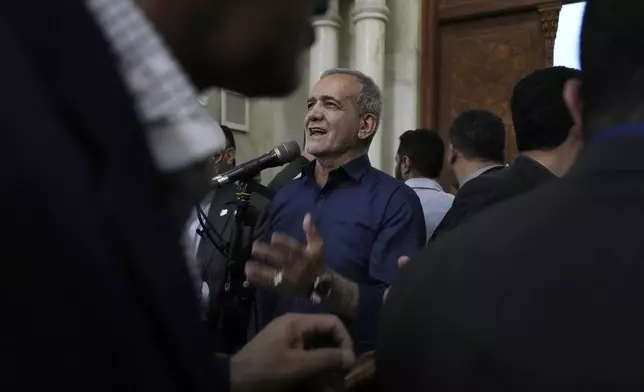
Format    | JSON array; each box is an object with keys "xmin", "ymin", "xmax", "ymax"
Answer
[
  {"xmin": 309, "ymin": 0, "xmax": 342, "ymax": 89},
  {"xmin": 353, "ymin": 0, "xmax": 389, "ymax": 170},
  {"xmin": 538, "ymin": 2, "xmax": 562, "ymax": 67}
]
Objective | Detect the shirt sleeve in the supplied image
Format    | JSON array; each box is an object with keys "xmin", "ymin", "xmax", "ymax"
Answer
[{"xmin": 350, "ymin": 185, "xmax": 426, "ymax": 352}]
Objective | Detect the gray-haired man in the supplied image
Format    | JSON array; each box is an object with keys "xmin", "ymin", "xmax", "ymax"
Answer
[{"xmin": 246, "ymin": 69, "xmax": 427, "ymax": 353}]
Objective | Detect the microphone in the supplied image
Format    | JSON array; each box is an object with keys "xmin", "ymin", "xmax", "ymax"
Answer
[{"xmin": 210, "ymin": 141, "xmax": 301, "ymax": 188}]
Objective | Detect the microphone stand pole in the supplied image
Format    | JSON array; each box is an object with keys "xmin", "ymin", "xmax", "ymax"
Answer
[{"xmin": 218, "ymin": 180, "xmax": 256, "ymax": 354}]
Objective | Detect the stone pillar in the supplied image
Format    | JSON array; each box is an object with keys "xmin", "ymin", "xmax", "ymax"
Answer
[
  {"xmin": 538, "ymin": 2, "xmax": 562, "ymax": 67},
  {"xmin": 353, "ymin": 0, "xmax": 389, "ymax": 170},
  {"xmin": 309, "ymin": 0, "xmax": 341, "ymax": 89}
]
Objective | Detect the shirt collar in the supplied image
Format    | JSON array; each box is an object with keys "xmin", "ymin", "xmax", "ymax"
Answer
[
  {"xmin": 462, "ymin": 163, "xmax": 506, "ymax": 186},
  {"xmin": 301, "ymin": 154, "xmax": 372, "ymax": 182},
  {"xmin": 405, "ymin": 177, "xmax": 444, "ymax": 192}
]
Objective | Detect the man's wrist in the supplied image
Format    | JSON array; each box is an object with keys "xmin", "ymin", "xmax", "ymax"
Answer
[
  {"xmin": 324, "ymin": 271, "xmax": 359, "ymax": 319},
  {"xmin": 310, "ymin": 269, "xmax": 334, "ymax": 304}
]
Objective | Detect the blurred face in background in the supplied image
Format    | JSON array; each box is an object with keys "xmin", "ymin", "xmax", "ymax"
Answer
[{"xmin": 137, "ymin": 0, "xmax": 330, "ymax": 96}]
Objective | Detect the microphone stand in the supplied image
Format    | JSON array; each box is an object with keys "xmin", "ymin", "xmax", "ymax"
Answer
[{"xmin": 217, "ymin": 179, "xmax": 257, "ymax": 354}]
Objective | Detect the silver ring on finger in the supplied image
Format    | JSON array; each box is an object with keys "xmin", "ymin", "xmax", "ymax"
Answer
[{"xmin": 273, "ymin": 269, "xmax": 284, "ymax": 288}]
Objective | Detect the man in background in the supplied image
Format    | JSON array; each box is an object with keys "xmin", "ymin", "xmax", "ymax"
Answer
[
  {"xmin": 395, "ymin": 129, "xmax": 454, "ymax": 240},
  {"xmin": 2, "ymin": 0, "xmax": 357, "ymax": 391},
  {"xmin": 510, "ymin": 67, "xmax": 583, "ymax": 179},
  {"xmin": 430, "ymin": 109, "xmax": 506, "ymax": 241},
  {"xmin": 185, "ymin": 126, "xmax": 274, "ymax": 353},
  {"xmin": 210, "ymin": 125, "xmax": 237, "ymax": 173},
  {"xmin": 431, "ymin": 67, "xmax": 583, "ymax": 241},
  {"xmin": 379, "ymin": 1, "xmax": 644, "ymax": 389},
  {"xmin": 246, "ymin": 68, "xmax": 426, "ymax": 354},
  {"xmin": 184, "ymin": 124, "xmax": 238, "ymax": 308}
]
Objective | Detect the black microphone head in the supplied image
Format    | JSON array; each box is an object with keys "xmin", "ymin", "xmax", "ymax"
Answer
[{"xmin": 273, "ymin": 141, "xmax": 301, "ymax": 163}]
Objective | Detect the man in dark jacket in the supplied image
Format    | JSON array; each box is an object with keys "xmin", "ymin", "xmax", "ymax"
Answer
[
  {"xmin": 430, "ymin": 66, "xmax": 583, "ymax": 242},
  {"xmin": 186, "ymin": 126, "xmax": 274, "ymax": 353},
  {"xmin": 428, "ymin": 110, "xmax": 507, "ymax": 241},
  {"xmin": 379, "ymin": 1, "xmax": 644, "ymax": 389},
  {"xmin": 1, "ymin": 0, "xmax": 356, "ymax": 391}
]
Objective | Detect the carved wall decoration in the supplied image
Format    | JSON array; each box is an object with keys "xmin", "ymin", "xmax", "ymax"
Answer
[
  {"xmin": 538, "ymin": 2, "xmax": 562, "ymax": 66},
  {"xmin": 421, "ymin": 0, "xmax": 565, "ymax": 190},
  {"xmin": 436, "ymin": 11, "xmax": 545, "ymax": 187}
]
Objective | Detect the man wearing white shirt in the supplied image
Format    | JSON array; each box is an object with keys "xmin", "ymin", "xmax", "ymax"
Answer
[{"xmin": 395, "ymin": 129, "xmax": 455, "ymax": 241}]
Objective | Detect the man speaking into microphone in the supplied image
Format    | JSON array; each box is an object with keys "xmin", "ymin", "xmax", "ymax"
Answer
[{"xmin": 246, "ymin": 69, "xmax": 426, "ymax": 354}]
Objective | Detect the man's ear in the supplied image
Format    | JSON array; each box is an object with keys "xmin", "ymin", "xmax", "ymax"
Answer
[
  {"xmin": 564, "ymin": 79, "xmax": 583, "ymax": 131},
  {"xmin": 447, "ymin": 144, "xmax": 457, "ymax": 166},
  {"xmin": 225, "ymin": 148, "xmax": 237, "ymax": 166},
  {"xmin": 402, "ymin": 156, "xmax": 412, "ymax": 175},
  {"xmin": 358, "ymin": 114, "xmax": 378, "ymax": 141}
]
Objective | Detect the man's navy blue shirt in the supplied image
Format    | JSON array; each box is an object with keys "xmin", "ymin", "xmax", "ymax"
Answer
[{"xmin": 255, "ymin": 155, "xmax": 426, "ymax": 353}]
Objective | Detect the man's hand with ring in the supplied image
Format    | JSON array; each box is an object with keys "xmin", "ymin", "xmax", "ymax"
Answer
[
  {"xmin": 246, "ymin": 213, "xmax": 325, "ymax": 296},
  {"xmin": 230, "ymin": 313, "xmax": 355, "ymax": 392}
]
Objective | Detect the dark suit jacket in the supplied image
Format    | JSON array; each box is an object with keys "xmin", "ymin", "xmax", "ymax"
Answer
[
  {"xmin": 430, "ymin": 157, "xmax": 555, "ymax": 242},
  {"xmin": 197, "ymin": 182, "xmax": 273, "ymax": 351},
  {"xmin": 1, "ymin": 2, "xmax": 226, "ymax": 391},
  {"xmin": 378, "ymin": 133, "xmax": 644, "ymax": 391}
]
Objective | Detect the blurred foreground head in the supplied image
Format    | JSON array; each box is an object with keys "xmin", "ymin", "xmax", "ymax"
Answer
[
  {"xmin": 136, "ymin": 0, "xmax": 329, "ymax": 96},
  {"xmin": 564, "ymin": 0, "xmax": 644, "ymax": 137}
]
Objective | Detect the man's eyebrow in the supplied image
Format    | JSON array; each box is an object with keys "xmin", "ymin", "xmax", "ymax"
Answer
[
  {"xmin": 308, "ymin": 95, "xmax": 342, "ymax": 108},
  {"xmin": 312, "ymin": 95, "xmax": 343, "ymax": 103}
]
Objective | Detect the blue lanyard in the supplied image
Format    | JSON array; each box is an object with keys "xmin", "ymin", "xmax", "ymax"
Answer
[{"xmin": 591, "ymin": 123, "xmax": 644, "ymax": 145}]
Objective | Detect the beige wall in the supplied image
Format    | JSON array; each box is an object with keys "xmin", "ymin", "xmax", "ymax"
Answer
[
  {"xmin": 203, "ymin": 55, "xmax": 310, "ymax": 184},
  {"xmin": 206, "ymin": 0, "xmax": 422, "ymax": 182}
]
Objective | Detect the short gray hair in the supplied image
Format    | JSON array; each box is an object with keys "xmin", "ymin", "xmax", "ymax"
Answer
[{"xmin": 320, "ymin": 68, "xmax": 382, "ymax": 133}]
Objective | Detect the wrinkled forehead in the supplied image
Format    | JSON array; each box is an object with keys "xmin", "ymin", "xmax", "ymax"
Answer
[{"xmin": 309, "ymin": 74, "xmax": 360, "ymax": 103}]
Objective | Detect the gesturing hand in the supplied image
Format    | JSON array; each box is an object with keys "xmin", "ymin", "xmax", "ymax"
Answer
[
  {"xmin": 383, "ymin": 255, "xmax": 410, "ymax": 303},
  {"xmin": 230, "ymin": 313, "xmax": 356, "ymax": 392},
  {"xmin": 245, "ymin": 213, "xmax": 325, "ymax": 296}
]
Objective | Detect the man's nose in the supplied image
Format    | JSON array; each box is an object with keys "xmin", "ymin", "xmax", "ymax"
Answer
[{"xmin": 306, "ymin": 105, "xmax": 324, "ymax": 123}]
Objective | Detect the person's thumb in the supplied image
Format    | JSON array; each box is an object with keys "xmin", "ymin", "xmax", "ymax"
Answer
[
  {"xmin": 303, "ymin": 213, "xmax": 321, "ymax": 246},
  {"xmin": 383, "ymin": 287, "xmax": 391, "ymax": 303},
  {"xmin": 289, "ymin": 348, "xmax": 355, "ymax": 378}
]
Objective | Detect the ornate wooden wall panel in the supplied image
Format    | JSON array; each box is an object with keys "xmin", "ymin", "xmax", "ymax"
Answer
[
  {"xmin": 436, "ymin": 11, "xmax": 545, "ymax": 187},
  {"xmin": 420, "ymin": 0, "xmax": 565, "ymax": 190},
  {"xmin": 438, "ymin": 0, "xmax": 564, "ymax": 22}
]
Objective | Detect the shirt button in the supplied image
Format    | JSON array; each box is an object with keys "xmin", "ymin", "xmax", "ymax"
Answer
[{"xmin": 318, "ymin": 193, "xmax": 325, "ymax": 199}]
